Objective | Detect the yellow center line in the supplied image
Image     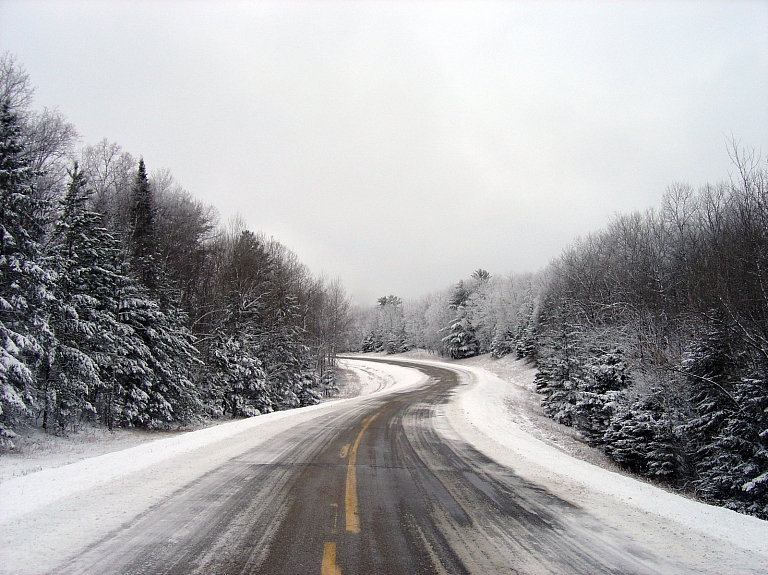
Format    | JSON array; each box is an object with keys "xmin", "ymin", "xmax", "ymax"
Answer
[
  {"xmin": 345, "ymin": 412, "xmax": 380, "ymax": 533},
  {"xmin": 321, "ymin": 411, "xmax": 382, "ymax": 573},
  {"xmin": 321, "ymin": 541, "xmax": 343, "ymax": 575}
]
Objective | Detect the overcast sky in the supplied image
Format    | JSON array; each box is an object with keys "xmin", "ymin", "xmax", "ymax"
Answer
[{"xmin": 1, "ymin": 1, "xmax": 767, "ymax": 304}]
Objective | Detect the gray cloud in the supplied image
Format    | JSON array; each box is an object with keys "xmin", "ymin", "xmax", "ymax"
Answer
[{"xmin": 2, "ymin": 1, "xmax": 766, "ymax": 304}]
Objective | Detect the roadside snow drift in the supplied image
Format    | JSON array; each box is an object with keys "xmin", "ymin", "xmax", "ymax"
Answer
[
  {"xmin": 3, "ymin": 355, "xmax": 768, "ymax": 575},
  {"xmin": 0, "ymin": 359, "xmax": 427, "ymax": 575},
  {"xmin": 401, "ymin": 355, "xmax": 768, "ymax": 573}
]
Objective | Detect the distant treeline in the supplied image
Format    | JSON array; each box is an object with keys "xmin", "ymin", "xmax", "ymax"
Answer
[
  {"xmin": 355, "ymin": 150, "xmax": 768, "ymax": 519},
  {"xmin": 1, "ymin": 54, "xmax": 352, "ymax": 446}
]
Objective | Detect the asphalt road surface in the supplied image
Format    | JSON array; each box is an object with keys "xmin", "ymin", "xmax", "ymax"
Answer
[{"xmin": 54, "ymin": 358, "xmax": 693, "ymax": 575}]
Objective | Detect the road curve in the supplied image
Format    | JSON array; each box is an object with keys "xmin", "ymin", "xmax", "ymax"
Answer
[{"xmin": 53, "ymin": 358, "xmax": 695, "ymax": 575}]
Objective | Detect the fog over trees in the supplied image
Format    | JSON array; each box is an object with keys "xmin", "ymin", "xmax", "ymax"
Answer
[
  {"xmin": 355, "ymin": 150, "xmax": 768, "ymax": 519},
  {"xmin": 0, "ymin": 54, "xmax": 352, "ymax": 444}
]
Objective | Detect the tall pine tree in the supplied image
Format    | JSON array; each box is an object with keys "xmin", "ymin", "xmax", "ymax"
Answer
[
  {"xmin": 128, "ymin": 158, "xmax": 157, "ymax": 294},
  {"xmin": 0, "ymin": 100, "xmax": 54, "ymax": 445},
  {"xmin": 43, "ymin": 164, "xmax": 103, "ymax": 431}
]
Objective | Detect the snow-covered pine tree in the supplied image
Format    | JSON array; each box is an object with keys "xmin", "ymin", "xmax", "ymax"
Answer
[
  {"xmin": 441, "ymin": 307, "xmax": 479, "ymax": 359},
  {"xmin": 0, "ymin": 99, "xmax": 55, "ymax": 446},
  {"xmin": 128, "ymin": 158, "xmax": 157, "ymax": 294},
  {"xmin": 112, "ymin": 277, "xmax": 200, "ymax": 428},
  {"xmin": 43, "ymin": 163, "xmax": 104, "ymax": 431},
  {"xmin": 205, "ymin": 334, "xmax": 267, "ymax": 417},
  {"xmin": 602, "ymin": 396, "xmax": 657, "ymax": 474},
  {"xmin": 490, "ymin": 327, "xmax": 516, "ymax": 358},
  {"xmin": 320, "ymin": 368, "xmax": 339, "ymax": 397},
  {"xmin": 256, "ymin": 297, "xmax": 320, "ymax": 409},
  {"xmin": 569, "ymin": 348, "xmax": 629, "ymax": 445},
  {"xmin": 514, "ymin": 285, "xmax": 539, "ymax": 360},
  {"xmin": 685, "ymin": 328, "xmax": 768, "ymax": 518},
  {"xmin": 441, "ymin": 281, "xmax": 479, "ymax": 359},
  {"xmin": 360, "ymin": 330, "xmax": 380, "ymax": 352},
  {"xmin": 373, "ymin": 295, "xmax": 410, "ymax": 353},
  {"xmin": 43, "ymin": 163, "xmax": 199, "ymax": 430},
  {"xmin": 533, "ymin": 300, "xmax": 587, "ymax": 426},
  {"xmin": 603, "ymin": 380, "xmax": 692, "ymax": 485}
]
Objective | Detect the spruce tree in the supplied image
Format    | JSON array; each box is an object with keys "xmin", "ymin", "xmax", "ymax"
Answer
[
  {"xmin": 0, "ymin": 100, "xmax": 53, "ymax": 446},
  {"xmin": 128, "ymin": 158, "xmax": 157, "ymax": 293},
  {"xmin": 441, "ymin": 309, "xmax": 479, "ymax": 359},
  {"xmin": 441, "ymin": 281, "xmax": 479, "ymax": 359},
  {"xmin": 256, "ymin": 297, "xmax": 320, "ymax": 409},
  {"xmin": 46, "ymin": 164, "xmax": 199, "ymax": 430},
  {"xmin": 117, "ymin": 284, "xmax": 200, "ymax": 426},
  {"xmin": 44, "ymin": 164, "xmax": 103, "ymax": 431},
  {"xmin": 206, "ymin": 334, "xmax": 267, "ymax": 417}
]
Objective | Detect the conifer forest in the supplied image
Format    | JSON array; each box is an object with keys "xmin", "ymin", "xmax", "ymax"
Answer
[{"xmin": 0, "ymin": 54, "xmax": 352, "ymax": 444}]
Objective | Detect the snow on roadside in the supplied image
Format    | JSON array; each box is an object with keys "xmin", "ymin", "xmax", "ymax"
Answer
[
  {"xmin": 0, "ymin": 359, "xmax": 425, "ymax": 523},
  {"xmin": 5, "ymin": 352, "xmax": 766, "ymax": 573},
  {"xmin": 390, "ymin": 353, "xmax": 768, "ymax": 571},
  {"xmin": 335, "ymin": 357, "xmax": 409, "ymax": 397}
]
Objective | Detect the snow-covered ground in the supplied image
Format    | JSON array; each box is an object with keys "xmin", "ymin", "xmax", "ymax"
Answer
[
  {"xmin": 0, "ymin": 360, "xmax": 426, "ymax": 575},
  {"xmin": 390, "ymin": 351, "xmax": 768, "ymax": 573},
  {"xmin": 2, "ymin": 353, "xmax": 767, "ymax": 574},
  {"xmin": 0, "ymin": 357, "xmax": 410, "ymax": 484},
  {"xmin": 0, "ymin": 358, "xmax": 421, "ymax": 522}
]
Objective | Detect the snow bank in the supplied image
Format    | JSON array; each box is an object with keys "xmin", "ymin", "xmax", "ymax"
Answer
[
  {"xmin": 0, "ymin": 358, "xmax": 426, "ymax": 523},
  {"xmin": 406, "ymin": 357, "xmax": 768, "ymax": 563},
  {"xmin": 7, "ymin": 353, "xmax": 765, "ymax": 572},
  {"xmin": 336, "ymin": 356, "xmax": 422, "ymax": 396}
]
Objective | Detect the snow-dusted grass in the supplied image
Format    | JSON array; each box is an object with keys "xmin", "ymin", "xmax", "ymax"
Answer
[{"xmin": 0, "ymin": 425, "xmax": 198, "ymax": 483}]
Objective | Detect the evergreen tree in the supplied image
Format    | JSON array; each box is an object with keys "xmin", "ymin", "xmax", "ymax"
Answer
[
  {"xmin": 448, "ymin": 280, "xmax": 471, "ymax": 308},
  {"xmin": 0, "ymin": 100, "xmax": 53, "ymax": 446},
  {"xmin": 569, "ymin": 348, "xmax": 629, "ymax": 445},
  {"xmin": 533, "ymin": 300, "xmax": 587, "ymax": 427},
  {"xmin": 43, "ymin": 164, "xmax": 104, "ymax": 431},
  {"xmin": 441, "ymin": 281, "xmax": 479, "ymax": 359},
  {"xmin": 685, "ymin": 328, "xmax": 768, "ymax": 517},
  {"xmin": 441, "ymin": 307, "xmax": 479, "ymax": 359},
  {"xmin": 256, "ymin": 297, "xmax": 320, "ymax": 409},
  {"xmin": 46, "ymin": 164, "xmax": 199, "ymax": 430},
  {"xmin": 110, "ymin": 276, "xmax": 200, "ymax": 428},
  {"xmin": 360, "ymin": 330, "xmax": 381, "ymax": 353},
  {"xmin": 359, "ymin": 295, "xmax": 410, "ymax": 354},
  {"xmin": 205, "ymin": 334, "xmax": 267, "ymax": 417},
  {"xmin": 603, "ymin": 382, "xmax": 692, "ymax": 485},
  {"xmin": 128, "ymin": 158, "xmax": 157, "ymax": 293}
]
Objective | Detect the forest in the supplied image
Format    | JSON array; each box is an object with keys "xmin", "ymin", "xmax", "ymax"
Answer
[
  {"xmin": 0, "ymin": 54, "xmax": 352, "ymax": 445},
  {"xmin": 3, "ymin": 49, "xmax": 766, "ymax": 522},
  {"xmin": 355, "ymin": 153, "xmax": 768, "ymax": 519}
]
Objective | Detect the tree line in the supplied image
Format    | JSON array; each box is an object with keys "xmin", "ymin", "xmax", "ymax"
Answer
[
  {"xmin": 354, "ymin": 149, "xmax": 767, "ymax": 519},
  {"xmin": 353, "ymin": 269, "xmax": 538, "ymax": 360},
  {"xmin": 0, "ymin": 54, "xmax": 352, "ymax": 446}
]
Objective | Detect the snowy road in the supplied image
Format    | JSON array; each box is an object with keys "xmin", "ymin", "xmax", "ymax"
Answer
[{"xmin": 2, "ymin": 357, "xmax": 767, "ymax": 574}]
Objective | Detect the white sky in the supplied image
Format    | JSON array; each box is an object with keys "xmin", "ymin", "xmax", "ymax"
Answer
[{"xmin": 1, "ymin": 1, "xmax": 767, "ymax": 304}]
